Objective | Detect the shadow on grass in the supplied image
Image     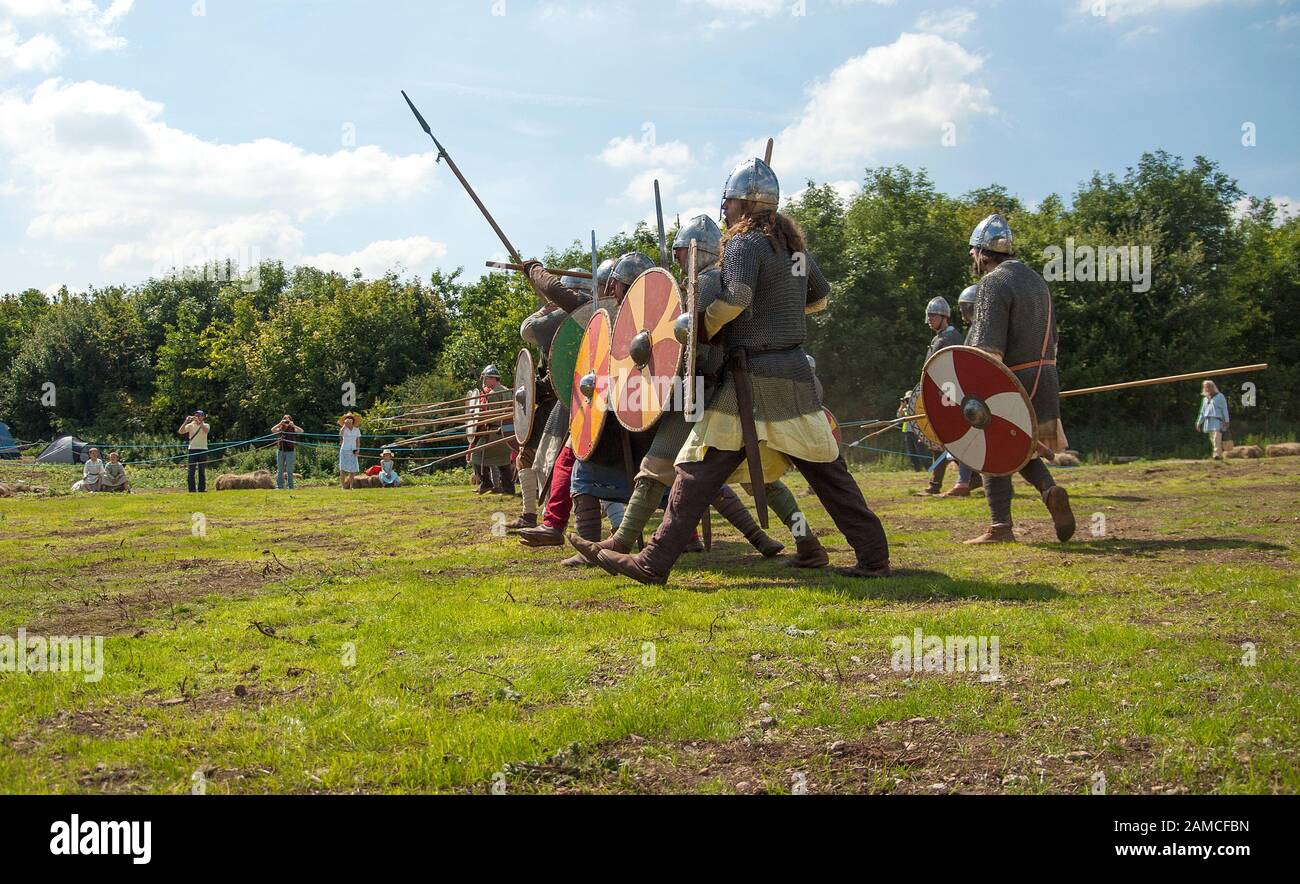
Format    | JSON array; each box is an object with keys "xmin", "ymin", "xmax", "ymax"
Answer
[
  {"xmin": 682, "ymin": 564, "xmax": 1062, "ymax": 602},
  {"xmin": 1049, "ymin": 537, "xmax": 1288, "ymax": 556},
  {"xmin": 1074, "ymin": 495, "xmax": 1152, "ymax": 503}
]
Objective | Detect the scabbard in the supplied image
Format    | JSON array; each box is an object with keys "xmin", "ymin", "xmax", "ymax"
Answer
[
  {"xmin": 701, "ymin": 507, "xmax": 713, "ymax": 551},
  {"xmin": 731, "ymin": 349, "xmax": 768, "ymax": 529}
]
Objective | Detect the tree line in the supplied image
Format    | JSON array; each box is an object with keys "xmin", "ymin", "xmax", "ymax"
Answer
[{"xmin": 1, "ymin": 150, "xmax": 1296, "ymax": 453}]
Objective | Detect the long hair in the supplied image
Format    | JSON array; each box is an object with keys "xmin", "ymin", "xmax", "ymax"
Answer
[
  {"xmin": 1203, "ymin": 380, "xmax": 1219, "ymax": 397},
  {"xmin": 721, "ymin": 200, "xmax": 807, "ymax": 260}
]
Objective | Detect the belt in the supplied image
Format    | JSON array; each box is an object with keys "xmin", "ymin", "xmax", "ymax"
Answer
[{"xmin": 1008, "ymin": 358, "xmax": 1056, "ymax": 372}]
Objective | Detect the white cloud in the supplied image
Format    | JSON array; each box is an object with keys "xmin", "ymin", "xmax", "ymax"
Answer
[
  {"xmin": 600, "ymin": 133, "xmax": 692, "ymax": 168},
  {"xmin": 1073, "ymin": 0, "xmax": 1244, "ymax": 24},
  {"xmin": 0, "ymin": 0, "xmax": 133, "ymax": 51},
  {"xmin": 699, "ymin": 0, "xmax": 894, "ymax": 13},
  {"xmin": 1123, "ymin": 24, "xmax": 1159, "ymax": 39},
  {"xmin": 914, "ymin": 7, "xmax": 977, "ymax": 38},
  {"xmin": 0, "ymin": 22, "xmax": 64, "ymax": 73},
  {"xmin": 744, "ymin": 32, "xmax": 993, "ymax": 178},
  {"xmin": 302, "ymin": 236, "xmax": 448, "ymax": 278},
  {"xmin": 1233, "ymin": 195, "xmax": 1299, "ymax": 224},
  {"xmin": 621, "ymin": 168, "xmax": 683, "ymax": 204},
  {"xmin": 697, "ymin": 0, "xmax": 789, "ymax": 14},
  {"xmin": 0, "ymin": 79, "xmax": 440, "ymax": 279},
  {"xmin": 786, "ymin": 179, "xmax": 862, "ymax": 206}
]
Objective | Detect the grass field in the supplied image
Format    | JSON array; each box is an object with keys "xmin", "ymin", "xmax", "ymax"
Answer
[{"xmin": 0, "ymin": 454, "xmax": 1297, "ymax": 794}]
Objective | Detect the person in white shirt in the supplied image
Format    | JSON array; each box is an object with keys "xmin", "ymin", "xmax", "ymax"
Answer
[
  {"xmin": 178, "ymin": 409, "xmax": 211, "ymax": 492},
  {"xmin": 82, "ymin": 447, "xmax": 105, "ymax": 492},
  {"xmin": 338, "ymin": 413, "xmax": 361, "ymax": 490}
]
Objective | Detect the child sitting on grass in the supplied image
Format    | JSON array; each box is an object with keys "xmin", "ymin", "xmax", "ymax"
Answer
[
  {"xmin": 379, "ymin": 450, "xmax": 402, "ymax": 487},
  {"xmin": 82, "ymin": 448, "xmax": 105, "ymax": 492},
  {"xmin": 101, "ymin": 451, "xmax": 130, "ymax": 493}
]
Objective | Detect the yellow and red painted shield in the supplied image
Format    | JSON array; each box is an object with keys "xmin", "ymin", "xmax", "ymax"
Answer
[
  {"xmin": 609, "ymin": 267, "xmax": 684, "ymax": 433},
  {"xmin": 920, "ymin": 345, "xmax": 1038, "ymax": 477},
  {"xmin": 825, "ymin": 407, "xmax": 842, "ymax": 445},
  {"xmin": 569, "ymin": 308, "xmax": 613, "ymax": 461}
]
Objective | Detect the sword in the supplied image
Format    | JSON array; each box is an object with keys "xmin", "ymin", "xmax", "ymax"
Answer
[
  {"xmin": 732, "ymin": 348, "xmax": 768, "ymax": 529},
  {"xmin": 591, "ymin": 230, "xmax": 599, "ymax": 299},
  {"xmin": 401, "ymin": 90, "xmax": 522, "ymax": 265},
  {"xmin": 654, "ymin": 179, "xmax": 669, "ymax": 270}
]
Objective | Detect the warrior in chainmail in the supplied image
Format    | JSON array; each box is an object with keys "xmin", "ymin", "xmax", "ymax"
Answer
[
  {"xmin": 567, "ymin": 215, "xmax": 821, "ymax": 567},
  {"xmin": 963, "ymin": 213, "xmax": 1076, "ymax": 544},
  {"xmin": 505, "ymin": 267, "xmax": 596, "ymax": 530},
  {"xmin": 518, "ymin": 253, "xmax": 655, "ymax": 567},
  {"xmin": 593, "ymin": 158, "xmax": 892, "ymax": 585},
  {"xmin": 915, "ymin": 296, "xmax": 963, "ymax": 496}
]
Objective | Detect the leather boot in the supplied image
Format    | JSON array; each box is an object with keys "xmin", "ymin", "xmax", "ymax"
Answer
[
  {"xmin": 964, "ymin": 524, "xmax": 1016, "ymax": 544},
  {"xmin": 595, "ymin": 550, "xmax": 666, "ymax": 586},
  {"xmin": 506, "ymin": 513, "xmax": 538, "ymax": 531},
  {"xmin": 1043, "ymin": 485, "xmax": 1076, "ymax": 542},
  {"xmin": 786, "ymin": 536, "xmax": 830, "ymax": 568},
  {"xmin": 518, "ymin": 524, "xmax": 565, "ymax": 547},
  {"xmin": 568, "ymin": 534, "xmax": 631, "ymax": 566},
  {"xmin": 940, "ymin": 483, "xmax": 971, "ymax": 498}
]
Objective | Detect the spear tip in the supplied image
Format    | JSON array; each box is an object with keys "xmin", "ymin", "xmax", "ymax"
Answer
[{"xmin": 400, "ymin": 89, "xmax": 433, "ymax": 137}]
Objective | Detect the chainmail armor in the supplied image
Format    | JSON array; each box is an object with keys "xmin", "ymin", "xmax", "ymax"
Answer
[{"xmin": 967, "ymin": 259, "xmax": 1060, "ymax": 424}]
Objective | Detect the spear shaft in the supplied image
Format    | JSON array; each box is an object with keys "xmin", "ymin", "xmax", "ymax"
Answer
[{"xmin": 401, "ymin": 90, "xmax": 521, "ymax": 264}]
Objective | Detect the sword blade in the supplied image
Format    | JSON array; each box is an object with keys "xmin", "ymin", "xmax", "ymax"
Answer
[{"xmin": 654, "ymin": 179, "xmax": 669, "ymax": 270}]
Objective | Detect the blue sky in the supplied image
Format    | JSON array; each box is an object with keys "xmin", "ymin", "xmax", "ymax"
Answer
[{"xmin": 0, "ymin": 0, "xmax": 1296, "ymax": 295}]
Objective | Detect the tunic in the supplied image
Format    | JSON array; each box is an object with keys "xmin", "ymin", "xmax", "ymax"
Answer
[{"xmin": 468, "ymin": 384, "xmax": 513, "ymax": 467}]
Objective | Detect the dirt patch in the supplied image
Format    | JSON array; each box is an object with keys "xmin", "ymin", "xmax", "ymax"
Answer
[
  {"xmin": 26, "ymin": 559, "xmax": 278, "ymax": 636},
  {"xmin": 522, "ymin": 717, "xmax": 1186, "ymax": 795}
]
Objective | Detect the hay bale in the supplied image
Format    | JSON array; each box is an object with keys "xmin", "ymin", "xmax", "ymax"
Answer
[
  {"xmin": 214, "ymin": 470, "xmax": 275, "ymax": 491},
  {"xmin": 1054, "ymin": 452, "xmax": 1081, "ymax": 467},
  {"xmin": 0, "ymin": 482, "xmax": 47, "ymax": 497},
  {"xmin": 1224, "ymin": 445, "xmax": 1263, "ymax": 459},
  {"xmin": 1265, "ymin": 442, "xmax": 1300, "ymax": 458},
  {"xmin": 350, "ymin": 474, "xmax": 383, "ymax": 489}
]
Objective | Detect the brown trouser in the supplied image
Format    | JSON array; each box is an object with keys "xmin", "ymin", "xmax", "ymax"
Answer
[{"xmin": 637, "ymin": 448, "xmax": 890, "ymax": 580}]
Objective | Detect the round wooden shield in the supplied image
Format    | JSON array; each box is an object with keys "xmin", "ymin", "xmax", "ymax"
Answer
[
  {"xmin": 908, "ymin": 381, "xmax": 943, "ymax": 451},
  {"xmin": 609, "ymin": 268, "xmax": 684, "ymax": 432},
  {"xmin": 464, "ymin": 388, "xmax": 482, "ymax": 440},
  {"xmin": 825, "ymin": 407, "xmax": 842, "ymax": 445},
  {"xmin": 548, "ymin": 315, "xmax": 585, "ymax": 405},
  {"xmin": 513, "ymin": 347, "xmax": 536, "ymax": 445},
  {"xmin": 920, "ymin": 345, "xmax": 1037, "ymax": 477},
  {"xmin": 569, "ymin": 308, "xmax": 613, "ymax": 461}
]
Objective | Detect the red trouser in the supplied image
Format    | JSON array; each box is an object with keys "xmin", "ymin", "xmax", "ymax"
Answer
[{"xmin": 542, "ymin": 445, "xmax": 576, "ymax": 529}]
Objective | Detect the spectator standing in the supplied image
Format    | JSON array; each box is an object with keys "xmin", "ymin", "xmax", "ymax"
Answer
[
  {"xmin": 178, "ymin": 410, "xmax": 210, "ymax": 492},
  {"xmin": 1196, "ymin": 380, "xmax": 1231, "ymax": 460},
  {"xmin": 338, "ymin": 413, "xmax": 361, "ymax": 489},
  {"xmin": 272, "ymin": 415, "xmax": 303, "ymax": 490}
]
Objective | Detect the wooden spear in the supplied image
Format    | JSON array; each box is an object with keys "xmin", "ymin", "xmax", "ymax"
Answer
[
  {"xmin": 1059, "ymin": 364, "xmax": 1267, "ymax": 398},
  {"xmin": 486, "ymin": 261, "xmax": 592, "ymax": 279},
  {"xmin": 411, "ymin": 435, "xmax": 514, "ymax": 472},
  {"xmin": 401, "ymin": 90, "xmax": 522, "ymax": 265}
]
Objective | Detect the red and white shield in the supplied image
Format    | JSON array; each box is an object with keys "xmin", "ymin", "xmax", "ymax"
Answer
[{"xmin": 920, "ymin": 345, "xmax": 1037, "ymax": 477}]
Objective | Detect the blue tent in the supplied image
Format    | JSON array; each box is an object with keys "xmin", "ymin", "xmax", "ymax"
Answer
[{"xmin": 0, "ymin": 421, "xmax": 18, "ymax": 459}]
